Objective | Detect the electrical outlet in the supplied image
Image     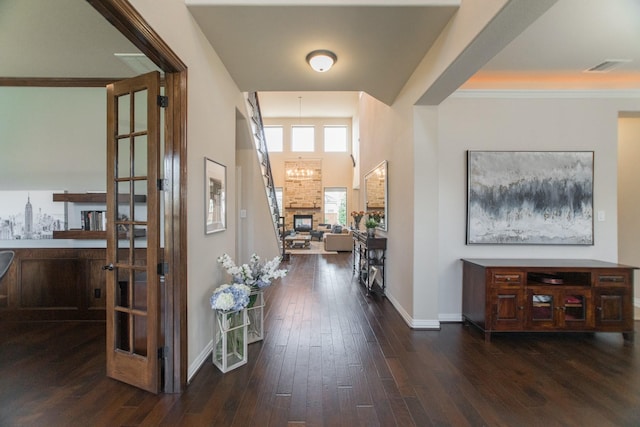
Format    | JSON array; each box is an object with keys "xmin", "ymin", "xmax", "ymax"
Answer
[{"xmin": 94, "ymin": 288, "xmax": 101, "ymax": 298}]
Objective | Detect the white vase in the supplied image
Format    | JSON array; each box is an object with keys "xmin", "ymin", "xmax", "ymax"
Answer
[
  {"xmin": 212, "ymin": 308, "xmax": 248, "ymax": 373},
  {"xmin": 367, "ymin": 228, "xmax": 375, "ymax": 238},
  {"xmin": 247, "ymin": 289, "xmax": 265, "ymax": 344}
]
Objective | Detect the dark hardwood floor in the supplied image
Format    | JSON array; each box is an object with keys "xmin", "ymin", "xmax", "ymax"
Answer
[{"xmin": 1, "ymin": 253, "xmax": 639, "ymax": 426}]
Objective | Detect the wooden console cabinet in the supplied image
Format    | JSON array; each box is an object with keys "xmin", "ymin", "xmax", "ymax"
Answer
[
  {"xmin": 0, "ymin": 247, "xmax": 145, "ymax": 321},
  {"xmin": 462, "ymin": 259, "xmax": 635, "ymax": 342},
  {"xmin": 353, "ymin": 231, "xmax": 386, "ymax": 296}
]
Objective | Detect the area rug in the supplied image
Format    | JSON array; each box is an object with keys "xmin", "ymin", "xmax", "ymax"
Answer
[{"xmin": 286, "ymin": 240, "xmax": 339, "ymax": 255}]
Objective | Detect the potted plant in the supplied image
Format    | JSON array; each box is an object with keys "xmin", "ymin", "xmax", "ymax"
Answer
[{"xmin": 364, "ymin": 218, "xmax": 378, "ymax": 237}]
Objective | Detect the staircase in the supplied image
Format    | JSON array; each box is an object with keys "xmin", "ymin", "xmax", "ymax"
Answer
[{"xmin": 245, "ymin": 92, "xmax": 285, "ymax": 256}]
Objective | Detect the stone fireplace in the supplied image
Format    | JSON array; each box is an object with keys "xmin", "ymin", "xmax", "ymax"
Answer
[{"xmin": 284, "ymin": 159, "xmax": 322, "ymax": 231}]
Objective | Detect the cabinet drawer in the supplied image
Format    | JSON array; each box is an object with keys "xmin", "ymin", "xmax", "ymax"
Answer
[
  {"xmin": 491, "ymin": 272, "xmax": 523, "ymax": 285},
  {"xmin": 597, "ymin": 273, "xmax": 629, "ymax": 287}
]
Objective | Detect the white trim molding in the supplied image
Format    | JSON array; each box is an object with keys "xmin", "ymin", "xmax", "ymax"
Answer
[
  {"xmin": 385, "ymin": 292, "xmax": 441, "ymax": 330},
  {"xmin": 453, "ymin": 89, "xmax": 640, "ymax": 99}
]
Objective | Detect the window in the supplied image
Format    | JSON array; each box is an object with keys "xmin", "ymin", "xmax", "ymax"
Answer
[
  {"xmin": 324, "ymin": 126, "xmax": 348, "ymax": 152},
  {"xmin": 264, "ymin": 126, "xmax": 283, "ymax": 152},
  {"xmin": 291, "ymin": 126, "xmax": 314, "ymax": 152},
  {"xmin": 324, "ymin": 187, "xmax": 347, "ymax": 226}
]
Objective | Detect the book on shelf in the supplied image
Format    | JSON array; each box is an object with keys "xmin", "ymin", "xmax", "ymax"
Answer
[{"xmin": 81, "ymin": 210, "xmax": 107, "ymax": 231}]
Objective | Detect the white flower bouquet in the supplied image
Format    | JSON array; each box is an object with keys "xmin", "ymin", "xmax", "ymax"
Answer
[{"xmin": 217, "ymin": 253, "xmax": 288, "ymax": 290}]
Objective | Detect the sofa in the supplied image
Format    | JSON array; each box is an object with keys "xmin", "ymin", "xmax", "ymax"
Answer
[{"xmin": 323, "ymin": 228, "xmax": 353, "ymax": 252}]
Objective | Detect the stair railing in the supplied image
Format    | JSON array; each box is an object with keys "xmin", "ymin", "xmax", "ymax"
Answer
[{"xmin": 245, "ymin": 92, "xmax": 284, "ymax": 256}]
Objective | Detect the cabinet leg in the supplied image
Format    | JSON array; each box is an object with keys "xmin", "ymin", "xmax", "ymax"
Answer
[
  {"xmin": 484, "ymin": 331, "xmax": 492, "ymax": 343},
  {"xmin": 623, "ymin": 331, "xmax": 634, "ymax": 342}
]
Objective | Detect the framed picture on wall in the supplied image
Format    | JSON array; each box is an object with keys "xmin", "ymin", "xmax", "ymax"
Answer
[
  {"xmin": 205, "ymin": 157, "xmax": 226, "ymax": 234},
  {"xmin": 466, "ymin": 151, "xmax": 594, "ymax": 245}
]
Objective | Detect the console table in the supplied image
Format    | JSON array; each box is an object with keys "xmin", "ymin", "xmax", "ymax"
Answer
[
  {"xmin": 462, "ymin": 258, "xmax": 635, "ymax": 342},
  {"xmin": 353, "ymin": 231, "xmax": 387, "ymax": 296}
]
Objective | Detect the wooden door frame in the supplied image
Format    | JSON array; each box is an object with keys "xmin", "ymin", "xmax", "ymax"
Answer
[{"xmin": 88, "ymin": 0, "xmax": 187, "ymax": 393}]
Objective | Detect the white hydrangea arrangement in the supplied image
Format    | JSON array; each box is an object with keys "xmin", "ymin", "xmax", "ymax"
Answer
[{"xmin": 210, "ymin": 283, "xmax": 251, "ymax": 312}]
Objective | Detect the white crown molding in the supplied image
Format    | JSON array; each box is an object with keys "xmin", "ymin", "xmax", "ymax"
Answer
[{"xmin": 452, "ymin": 89, "xmax": 640, "ymax": 99}]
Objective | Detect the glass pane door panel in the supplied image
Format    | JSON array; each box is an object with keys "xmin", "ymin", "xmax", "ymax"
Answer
[
  {"xmin": 531, "ymin": 294, "xmax": 553, "ymax": 320},
  {"xmin": 133, "ymin": 275, "xmax": 148, "ymax": 311},
  {"xmin": 133, "ymin": 180, "xmax": 148, "ymax": 222},
  {"xmin": 117, "ymin": 181, "xmax": 132, "ymax": 225},
  {"xmin": 116, "ymin": 278, "xmax": 130, "ymax": 308},
  {"xmin": 564, "ymin": 294, "xmax": 586, "ymax": 321},
  {"xmin": 133, "ymin": 315, "xmax": 148, "ymax": 357},
  {"xmin": 116, "ymin": 311, "xmax": 130, "ymax": 352},
  {"xmin": 133, "ymin": 226, "xmax": 147, "ymax": 245},
  {"xmin": 133, "ymin": 89, "xmax": 148, "ymax": 134},
  {"xmin": 116, "ymin": 242, "xmax": 131, "ymax": 262},
  {"xmin": 117, "ymin": 94, "xmax": 131, "ymax": 136},
  {"xmin": 117, "ymin": 139, "xmax": 131, "ymax": 179},
  {"xmin": 134, "ymin": 136, "xmax": 148, "ymax": 176}
]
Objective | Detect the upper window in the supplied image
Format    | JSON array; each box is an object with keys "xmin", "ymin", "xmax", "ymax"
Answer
[
  {"xmin": 291, "ymin": 126, "xmax": 315, "ymax": 152},
  {"xmin": 264, "ymin": 126, "xmax": 283, "ymax": 152},
  {"xmin": 324, "ymin": 126, "xmax": 348, "ymax": 152}
]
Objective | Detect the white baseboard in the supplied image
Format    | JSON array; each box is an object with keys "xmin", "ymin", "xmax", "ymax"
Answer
[
  {"xmin": 385, "ymin": 291, "xmax": 440, "ymax": 330},
  {"xmin": 188, "ymin": 339, "xmax": 213, "ymax": 384},
  {"xmin": 439, "ymin": 313, "xmax": 463, "ymax": 323}
]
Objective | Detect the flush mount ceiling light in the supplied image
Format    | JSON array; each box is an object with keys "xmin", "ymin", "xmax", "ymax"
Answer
[{"xmin": 306, "ymin": 50, "xmax": 337, "ymax": 73}]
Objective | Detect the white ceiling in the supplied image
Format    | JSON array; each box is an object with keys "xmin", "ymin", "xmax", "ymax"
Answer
[
  {"xmin": 2, "ymin": 0, "xmax": 640, "ymax": 118},
  {"xmin": 186, "ymin": 1, "xmax": 458, "ymax": 105}
]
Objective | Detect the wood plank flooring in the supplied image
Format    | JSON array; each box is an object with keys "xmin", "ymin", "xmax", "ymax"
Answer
[{"xmin": 1, "ymin": 253, "xmax": 639, "ymax": 426}]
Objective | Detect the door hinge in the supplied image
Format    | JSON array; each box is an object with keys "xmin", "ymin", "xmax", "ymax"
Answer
[
  {"xmin": 158, "ymin": 347, "xmax": 169, "ymax": 360},
  {"xmin": 157, "ymin": 178, "xmax": 169, "ymax": 191},
  {"xmin": 157, "ymin": 95, "xmax": 168, "ymax": 108},
  {"xmin": 157, "ymin": 262, "xmax": 169, "ymax": 275}
]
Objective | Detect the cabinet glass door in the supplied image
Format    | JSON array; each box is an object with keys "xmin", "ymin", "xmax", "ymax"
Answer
[
  {"xmin": 528, "ymin": 292, "xmax": 555, "ymax": 329},
  {"xmin": 563, "ymin": 294, "xmax": 586, "ymax": 322}
]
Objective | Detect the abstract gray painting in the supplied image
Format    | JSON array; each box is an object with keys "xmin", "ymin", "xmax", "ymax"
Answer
[{"xmin": 467, "ymin": 151, "xmax": 594, "ymax": 245}]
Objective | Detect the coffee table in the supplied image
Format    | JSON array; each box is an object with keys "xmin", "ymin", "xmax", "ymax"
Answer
[{"xmin": 284, "ymin": 234, "xmax": 311, "ymax": 249}]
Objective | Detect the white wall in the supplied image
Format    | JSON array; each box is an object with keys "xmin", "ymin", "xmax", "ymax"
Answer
[
  {"xmin": 264, "ymin": 117, "xmax": 355, "ymax": 218},
  {"xmin": 129, "ymin": 0, "xmax": 273, "ymax": 379},
  {"xmin": 0, "ymin": 87, "xmax": 109, "ymax": 249},
  {"xmin": 0, "ymin": 87, "xmax": 105, "ymax": 191},
  {"xmin": 436, "ymin": 92, "xmax": 640, "ymax": 320}
]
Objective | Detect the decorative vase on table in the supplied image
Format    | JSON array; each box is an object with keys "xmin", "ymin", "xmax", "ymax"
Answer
[
  {"xmin": 212, "ymin": 308, "xmax": 248, "ymax": 373},
  {"xmin": 367, "ymin": 228, "xmax": 376, "ymax": 238},
  {"xmin": 247, "ymin": 289, "xmax": 265, "ymax": 344},
  {"xmin": 351, "ymin": 211, "xmax": 364, "ymax": 231}
]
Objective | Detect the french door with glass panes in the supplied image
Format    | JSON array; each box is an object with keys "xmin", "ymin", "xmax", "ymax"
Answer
[{"xmin": 105, "ymin": 71, "xmax": 162, "ymax": 394}]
